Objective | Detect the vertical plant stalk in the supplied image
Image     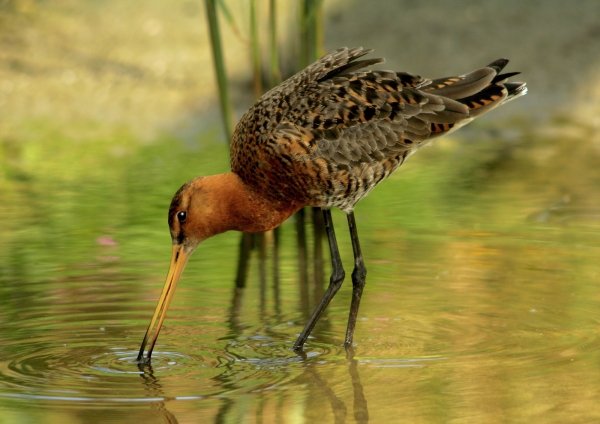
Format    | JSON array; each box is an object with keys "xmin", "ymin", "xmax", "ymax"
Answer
[
  {"xmin": 299, "ymin": 0, "xmax": 323, "ymax": 67},
  {"xmin": 299, "ymin": 0, "xmax": 326, "ymax": 308},
  {"xmin": 205, "ymin": 0, "xmax": 234, "ymax": 141},
  {"xmin": 206, "ymin": 0, "xmax": 249, "ymax": 289},
  {"xmin": 298, "ymin": 0, "xmax": 309, "ymax": 68},
  {"xmin": 250, "ymin": 0, "xmax": 267, "ymax": 299},
  {"xmin": 269, "ymin": 0, "xmax": 281, "ymax": 87},
  {"xmin": 267, "ymin": 0, "xmax": 283, "ymax": 310},
  {"xmin": 250, "ymin": 0, "xmax": 263, "ymax": 98},
  {"xmin": 314, "ymin": 2, "xmax": 323, "ymax": 61}
]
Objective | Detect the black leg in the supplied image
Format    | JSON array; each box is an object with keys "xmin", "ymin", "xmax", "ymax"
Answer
[
  {"xmin": 293, "ymin": 208, "xmax": 345, "ymax": 351},
  {"xmin": 344, "ymin": 211, "xmax": 367, "ymax": 346}
]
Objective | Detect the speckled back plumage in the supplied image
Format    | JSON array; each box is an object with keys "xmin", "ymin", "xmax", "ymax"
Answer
[{"xmin": 230, "ymin": 47, "xmax": 526, "ymax": 212}]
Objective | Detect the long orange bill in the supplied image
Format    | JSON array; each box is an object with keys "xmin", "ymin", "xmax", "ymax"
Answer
[{"xmin": 137, "ymin": 244, "xmax": 192, "ymax": 364}]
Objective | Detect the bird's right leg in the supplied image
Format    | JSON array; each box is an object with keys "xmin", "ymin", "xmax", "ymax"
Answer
[{"xmin": 293, "ymin": 208, "xmax": 345, "ymax": 352}]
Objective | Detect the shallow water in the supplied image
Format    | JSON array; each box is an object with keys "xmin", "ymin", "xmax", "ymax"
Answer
[{"xmin": 1, "ymin": 122, "xmax": 600, "ymax": 422}]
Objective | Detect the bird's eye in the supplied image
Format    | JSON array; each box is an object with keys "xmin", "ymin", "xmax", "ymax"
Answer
[{"xmin": 177, "ymin": 211, "xmax": 187, "ymax": 223}]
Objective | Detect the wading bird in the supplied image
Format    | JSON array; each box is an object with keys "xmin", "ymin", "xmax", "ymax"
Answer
[{"xmin": 137, "ymin": 47, "xmax": 526, "ymax": 363}]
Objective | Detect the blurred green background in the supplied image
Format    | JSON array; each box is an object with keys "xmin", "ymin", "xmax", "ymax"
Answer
[{"xmin": 1, "ymin": 0, "xmax": 599, "ymax": 280}]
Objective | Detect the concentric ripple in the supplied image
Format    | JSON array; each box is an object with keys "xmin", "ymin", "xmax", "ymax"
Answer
[
  {"xmin": 0, "ymin": 332, "xmax": 305, "ymax": 402},
  {"xmin": 0, "ymin": 279, "xmax": 315, "ymax": 403},
  {"xmin": 2, "ymin": 262, "xmax": 600, "ymax": 409}
]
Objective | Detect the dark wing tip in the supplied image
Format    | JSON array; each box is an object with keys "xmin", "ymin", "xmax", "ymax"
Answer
[
  {"xmin": 491, "ymin": 71, "xmax": 521, "ymax": 84},
  {"xmin": 318, "ymin": 48, "xmax": 385, "ymax": 81},
  {"xmin": 486, "ymin": 58, "xmax": 509, "ymax": 73}
]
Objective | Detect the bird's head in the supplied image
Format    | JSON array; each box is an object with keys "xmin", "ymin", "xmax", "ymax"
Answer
[
  {"xmin": 137, "ymin": 172, "xmax": 298, "ymax": 364},
  {"xmin": 137, "ymin": 176, "xmax": 231, "ymax": 364},
  {"xmin": 167, "ymin": 177, "xmax": 225, "ymax": 251}
]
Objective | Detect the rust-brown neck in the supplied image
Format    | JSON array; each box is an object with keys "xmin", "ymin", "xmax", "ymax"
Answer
[{"xmin": 187, "ymin": 172, "xmax": 303, "ymax": 240}]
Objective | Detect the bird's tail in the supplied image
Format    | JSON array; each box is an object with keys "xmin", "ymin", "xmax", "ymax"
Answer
[
  {"xmin": 422, "ymin": 59, "xmax": 526, "ymax": 137},
  {"xmin": 459, "ymin": 59, "xmax": 526, "ymax": 115}
]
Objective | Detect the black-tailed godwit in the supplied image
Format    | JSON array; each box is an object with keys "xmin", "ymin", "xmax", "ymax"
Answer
[{"xmin": 137, "ymin": 47, "xmax": 527, "ymax": 363}]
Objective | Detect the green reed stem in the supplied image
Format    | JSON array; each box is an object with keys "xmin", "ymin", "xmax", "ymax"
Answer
[
  {"xmin": 269, "ymin": 0, "xmax": 281, "ymax": 87},
  {"xmin": 250, "ymin": 0, "xmax": 263, "ymax": 98},
  {"xmin": 204, "ymin": 0, "xmax": 234, "ymax": 141},
  {"xmin": 299, "ymin": 0, "xmax": 323, "ymax": 67}
]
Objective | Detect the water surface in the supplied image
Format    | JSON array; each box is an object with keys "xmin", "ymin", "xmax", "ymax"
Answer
[{"xmin": 1, "ymin": 121, "xmax": 600, "ymax": 422}]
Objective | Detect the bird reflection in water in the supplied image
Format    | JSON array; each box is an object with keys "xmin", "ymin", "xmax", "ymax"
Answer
[
  {"xmin": 219, "ymin": 230, "xmax": 369, "ymax": 423},
  {"xmin": 137, "ymin": 234, "xmax": 368, "ymax": 423}
]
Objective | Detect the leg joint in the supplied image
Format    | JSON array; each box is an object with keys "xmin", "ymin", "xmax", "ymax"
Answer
[
  {"xmin": 331, "ymin": 268, "xmax": 346, "ymax": 287},
  {"xmin": 351, "ymin": 263, "xmax": 367, "ymax": 288}
]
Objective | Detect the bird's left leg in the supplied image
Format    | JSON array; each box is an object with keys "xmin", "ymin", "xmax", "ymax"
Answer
[
  {"xmin": 344, "ymin": 211, "xmax": 367, "ymax": 346},
  {"xmin": 293, "ymin": 208, "xmax": 345, "ymax": 352}
]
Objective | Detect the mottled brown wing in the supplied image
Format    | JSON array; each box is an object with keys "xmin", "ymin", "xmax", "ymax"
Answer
[
  {"xmin": 230, "ymin": 48, "xmax": 526, "ymax": 210},
  {"xmin": 298, "ymin": 53, "xmax": 526, "ymax": 168},
  {"xmin": 260, "ymin": 50, "xmax": 474, "ymax": 209},
  {"xmin": 267, "ymin": 50, "xmax": 473, "ymax": 176},
  {"xmin": 303, "ymin": 69, "xmax": 471, "ymax": 168}
]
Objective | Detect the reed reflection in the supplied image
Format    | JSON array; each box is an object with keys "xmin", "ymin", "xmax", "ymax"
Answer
[
  {"xmin": 296, "ymin": 209, "xmax": 310, "ymax": 319},
  {"xmin": 232, "ymin": 211, "xmax": 328, "ymax": 346},
  {"xmin": 312, "ymin": 207, "xmax": 326, "ymax": 301},
  {"xmin": 229, "ymin": 230, "xmax": 278, "ymax": 339}
]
